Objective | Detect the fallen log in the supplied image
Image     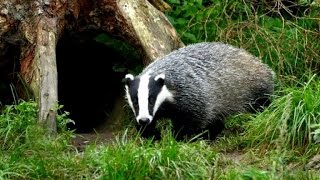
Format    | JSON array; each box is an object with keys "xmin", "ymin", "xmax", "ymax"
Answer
[{"xmin": 0, "ymin": 0, "xmax": 183, "ymax": 132}]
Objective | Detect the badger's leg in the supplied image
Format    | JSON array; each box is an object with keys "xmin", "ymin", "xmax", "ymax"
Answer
[
  {"xmin": 171, "ymin": 120, "xmax": 203, "ymax": 141},
  {"xmin": 171, "ymin": 123, "xmax": 187, "ymax": 141},
  {"xmin": 171, "ymin": 116, "xmax": 225, "ymax": 141},
  {"xmin": 206, "ymin": 119, "xmax": 225, "ymax": 140},
  {"xmin": 135, "ymin": 121, "xmax": 161, "ymax": 140}
]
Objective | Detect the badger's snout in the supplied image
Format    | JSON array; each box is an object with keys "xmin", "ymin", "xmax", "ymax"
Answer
[{"xmin": 138, "ymin": 118, "xmax": 151, "ymax": 125}]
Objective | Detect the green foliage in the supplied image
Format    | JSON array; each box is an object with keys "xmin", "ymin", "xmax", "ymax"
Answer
[
  {"xmin": 0, "ymin": 101, "xmax": 78, "ymax": 179},
  {"xmin": 244, "ymin": 75, "xmax": 320, "ymax": 151},
  {"xmin": 166, "ymin": 0, "xmax": 320, "ymax": 84},
  {"xmin": 0, "ymin": 101, "xmax": 319, "ymax": 179},
  {"xmin": 95, "ymin": 34, "xmax": 143, "ymax": 75},
  {"xmin": 84, "ymin": 132, "xmax": 216, "ymax": 179},
  {"xmin": 0, "ymin": 101, "xmax": 37, "ymax": 150}
]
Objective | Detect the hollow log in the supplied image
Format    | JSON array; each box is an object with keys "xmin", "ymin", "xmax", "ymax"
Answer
[{"xmin": 0, "ymin": 0, "xmax": 183, "ymax": 132}]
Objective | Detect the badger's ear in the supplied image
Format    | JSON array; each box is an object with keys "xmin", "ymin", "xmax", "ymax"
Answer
[
  {"xmin": 154, "ymin": 74, "xmax": 165, "ymax": 86},
  {"xmin": 125, "ymin": 74, "xmax": 134, "ymax": 85}
]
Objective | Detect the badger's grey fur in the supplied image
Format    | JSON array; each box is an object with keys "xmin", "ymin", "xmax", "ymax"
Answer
[{"xmin": 125, "ymin": 42, "xmax": 275, "ymax": 140}]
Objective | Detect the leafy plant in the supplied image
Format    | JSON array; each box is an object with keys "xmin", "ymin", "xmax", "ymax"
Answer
[
  {"xmin": 0, "ymin": 101, "xmax": 37, "ymax": 150},
  {"xmin": 244, "ymin": 75, "xmax": 320, "ymax": 151},
  {"xmin": 95, "ymin": 33, "xmax": 143, "ymax": 75},
  {"xmin": 166, "ymin": 0, "xmax": 320, "ymax": 84}
]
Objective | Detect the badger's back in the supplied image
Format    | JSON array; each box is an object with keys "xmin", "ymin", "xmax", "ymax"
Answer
[{"xmin": 140, "ymin": 42, "xmax": 274, "ymax": 127}]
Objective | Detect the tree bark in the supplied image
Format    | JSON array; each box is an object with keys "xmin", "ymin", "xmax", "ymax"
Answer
[
  {"xmin": 35, "ymin": 17, "xmax": 58, "ymax": 132},
  {"xmin": 148, "ymin": 0, "xmax": 171, "ymax": 12},
  {"xmin": 0, "ymin": 0, "xmax": 183, "ymax": 132},
  {"xmin": 73, "ymin": 0, "xmax": 184, "ymax": 65},
  {"xmin": 117, "ymin": 0, "xmax": 183, "ymax": 64}
]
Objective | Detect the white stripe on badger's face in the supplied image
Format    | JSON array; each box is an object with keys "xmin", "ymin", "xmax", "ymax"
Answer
[
  {"xmin": 136, "ymin": 73, "xmax": 153, "ymax": 123},
  {"xmin": 153, "ymin": 74, "xmax": 174, "ymax": 116},
  {"xmin": 153, "ymin": 85, "xmax": 173, "ymax": 116},
  {"xmin": 125, "ymin": 74, "xmax": 136, "ymax": 116}
]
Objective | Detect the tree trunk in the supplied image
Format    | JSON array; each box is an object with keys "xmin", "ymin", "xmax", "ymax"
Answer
[
  {"xmin": 0, "ymin": 0, "xmax": 183, "ymax": 132},
  {"xmin": 35, "ymin": 17, "xmax": 58, "ymax": 132}
]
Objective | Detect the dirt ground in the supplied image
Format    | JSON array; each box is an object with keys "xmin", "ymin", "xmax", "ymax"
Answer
[{"xmin": 72, "ymin": 131, "xmax": 115, "ymax": 151}]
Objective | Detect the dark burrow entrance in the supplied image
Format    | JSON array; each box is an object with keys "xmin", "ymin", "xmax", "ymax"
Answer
[
  {"xmin": 56, "ymin": 33, "xmax": 141, "ymax": 133},
  {"xmin": 0, "ymin": 44, "xmax": 21, "ymax": 108}
]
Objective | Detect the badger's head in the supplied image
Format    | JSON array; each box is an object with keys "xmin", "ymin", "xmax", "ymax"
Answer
[{"xmin": 124, "ymin": 73, "xmax": 174, "ymax": 125}]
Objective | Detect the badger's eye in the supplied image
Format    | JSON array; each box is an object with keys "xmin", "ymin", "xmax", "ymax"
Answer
[
  {"xmin": 133, "ymin": 97, "xmax": 138, "ymax": 104},
  {"xmin": 149, "ymin": 97, "xmax": 155, "ymax": 103}
]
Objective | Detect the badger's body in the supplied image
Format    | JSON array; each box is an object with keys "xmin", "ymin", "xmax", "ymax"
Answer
[{"xmin": 125, "ymin": 42, "xmax": 274, "ymax": 140}]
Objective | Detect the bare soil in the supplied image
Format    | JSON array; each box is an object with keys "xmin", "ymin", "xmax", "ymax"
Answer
[{"xmin": 72, "ymin": 131, "xmax": 115, "ymax": 151}]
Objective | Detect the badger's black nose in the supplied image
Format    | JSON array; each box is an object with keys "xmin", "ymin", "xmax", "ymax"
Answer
[{"xmin": 138, "ymin": 118, "xmax": 150, "ymax": 125}]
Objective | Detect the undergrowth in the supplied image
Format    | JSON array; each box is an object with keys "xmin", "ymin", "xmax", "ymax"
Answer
[
  {"xmin": 244, "ymin": 74, "xmax": 320, "ymax": 152},
  {"xmin": 166, "ymin": 0, "xmax": 320, "ymax": 85},
  {"xmin": 1, "ymin": 97, "xmax": 320, "ymax": 179}
]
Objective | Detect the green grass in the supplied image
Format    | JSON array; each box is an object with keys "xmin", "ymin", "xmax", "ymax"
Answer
[
  {"xmin": 1, "ymin": 0, "xmax": 320, "ymax": 179},
  {"xmin": 166, "ymin": 0, "xmax": 320, "ymax": 85},
  {"xmin": 85, "ymin": 133, "xmax": 215, "ymax": 179},
  {"xmin": 243, "ymin": 75, "xmax": 320, "ymax": 152},
  {"xmin": 0, "ymin": 99, "xmax": 320, "ymax": 179}
]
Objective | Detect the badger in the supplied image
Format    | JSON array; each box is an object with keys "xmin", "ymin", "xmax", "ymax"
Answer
[{"xmin": 124, "ymin": 42, "xmax": 274, "ymax": 140}]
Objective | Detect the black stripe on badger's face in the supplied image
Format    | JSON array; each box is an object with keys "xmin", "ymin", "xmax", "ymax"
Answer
[
  {"xmin": 125, "ymin": 74, "xmax": 139, "ymax": 117},
  {"xmin": 147, "ymin": 75, "xmax": 165, "ymax": 118},
  {"xmin": 125, "ymin": 73, "xmax": 173, "ymax": 125}
]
